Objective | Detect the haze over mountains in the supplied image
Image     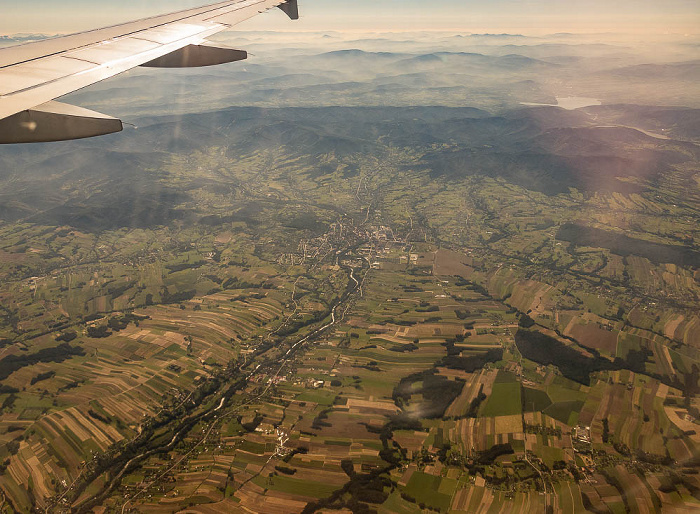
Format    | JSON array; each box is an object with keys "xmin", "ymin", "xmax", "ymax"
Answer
[
  {"xmin": 5, "ymin": 30, "xmax": 695, "ymax": 116},
  {"xmin": 0, "ymin": 31, "xmax": 698, "ymax": 233},
  {"xmin": 32, "ymin": 30, "xmax": 696, "ymax": 117}
]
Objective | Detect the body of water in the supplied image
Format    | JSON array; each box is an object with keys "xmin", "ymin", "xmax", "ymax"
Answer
[{"xmin": 521, "ymin": 96, "xmax": 601, "ymax": 110}]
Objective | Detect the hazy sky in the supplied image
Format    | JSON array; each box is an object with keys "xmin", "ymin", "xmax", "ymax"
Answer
[{"xmin": 1, "ymin": 0, "xmax": 698, "ymax": 35}]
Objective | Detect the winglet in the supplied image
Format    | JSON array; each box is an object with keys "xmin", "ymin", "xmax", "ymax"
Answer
[{"xmin": 278, "ymin": 0, "xmax": 299, "ymax": 20}]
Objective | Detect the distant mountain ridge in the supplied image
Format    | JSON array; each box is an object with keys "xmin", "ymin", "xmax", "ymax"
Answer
[{"xmin": 0, "ymin": 104, "xmax": 697, "ymax": 231}]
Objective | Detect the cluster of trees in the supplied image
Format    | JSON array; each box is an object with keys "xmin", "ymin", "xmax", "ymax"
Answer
[
  {"xmin": 399, "ymin": 492, "xmax": 443, "ymax": 512},
  {"xmin": 388, "ymin": 342, "xmax": 418, "ymax": 353},
  {"xmin": 274, "ymin": 465, "xmax": 296, "ymax": 475},
  {"xmin": 518, "ymin": 313, "xmax": 536, "ymax": 328},
  {"xmin": 385, "ymin": 319, "xmax": 416, "ymax": 326},
  {"xmin": 311, "ymin": 408, "xmax": 333, "ymax": 430},
  {"xmin": 439, "ymin": 346, "xmax": 503, "ymax": 373},
  {"xmin": 516, "ymin": 328, "xmax": 696, "ymax": 391},
  {"xmin": 106, "ymin": 281, "xmax": 134, "ymax": 299},
  {"xmin": 455, "ymin": 277, "xmax": 490, "ymax": 297},
  {"xmin": 166, "ymin": 261, "xmax": 206, "ymax": 273},
  {"xmin": 88, "ymin": 409, "xmax": 111, "ymax": 424},
  {"xmin": 107, "ymin": 313, "xmax": 149, "ymax": 332},
  {"xmin": 87, "ymin": 325, "xmax": 111, "ymax": 338},
  {"xmin": 160, "ymin": 288, "xmax": 197, "ymax": 305},
  {"xmin": 30, "ymin": 370, "xmax": 55, "ymax": 385},
  {"xmin": 602, "ymin": 418, "xmax": 610, "ymax": 443},
  {"xmin": 301, "ymin": 466, "xmax": 393, "ymax": 514},
  {"xmin": 515, "ymin": 329, "xmax": 614, "ymax": 385},
  {"xmin": 0, "ymin": 343, "xmax": 84, "ymax": 382},
  {"xmin": 1, "ymin": 394, "xmax": 17, "ymax": 411},
  {"xmin": 5, "ymin": 440, "xmax": 20, "ymax": 456},
  {"xmin": 241, "ymin": 414, "xmax": 263, "ymax": 432},
  {"xmin": 55, "ymin": 330, "xmax": 77, "ymax": 342},
  {"xmin": 476, "ymin": 443, "xmax": 514, "ymax": 465},
  {"xmin": 466, "ymin": 384, "xmax": 487, "ymax": 418},
  {"xmin": 221, "ymin": 276, "xmax": 272, "ymax": 290},
  {"xmin": 281, "ymin": 446, "xmax": 308, "ymax": 464},
  {"xmin": 557, "ymin": 223, "xmax": 700, "ymax": 268},
  {"xmin": 277, "ymin": 307, "xmax": 331, "ymax": 337}
]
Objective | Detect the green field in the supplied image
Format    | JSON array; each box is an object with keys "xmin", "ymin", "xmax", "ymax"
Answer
[
  {"xmin": 522, "ymin": 387, "xmax": 552, "ymax": 412},
  {"xmin": 482, "ymin": 372, "xmax": 523, "ymax": 417},
  {"xmin": 544, "ymin": 400, "xmax": 585, "ymax": 425},
  {"xmin": 403, "ymin": 472, "xmax": 454, "ymax": 511}
]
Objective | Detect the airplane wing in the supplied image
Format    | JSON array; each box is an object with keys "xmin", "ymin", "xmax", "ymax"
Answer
[{"xmin": 0, "ymin": 0, "xmax": 299, "ymax": 144}]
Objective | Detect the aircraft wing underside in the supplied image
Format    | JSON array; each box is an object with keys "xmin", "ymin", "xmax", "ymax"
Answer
[{"xmin": 0, "ymin": 0, "xmax": 299, "ymax": 143}]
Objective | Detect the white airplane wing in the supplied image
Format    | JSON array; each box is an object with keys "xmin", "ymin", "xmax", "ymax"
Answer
[{"xmin": 0, "ymin": 0, "xmax": 299, "ymax": 143}]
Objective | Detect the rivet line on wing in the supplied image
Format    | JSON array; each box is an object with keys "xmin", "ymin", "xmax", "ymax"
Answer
[
  {"xmin": 131, "ymin": 37, "xmax": 164, "ymax": 45},
  {"xmin": 63, "ymin": 56, "xmax": 102, "ymax": 66}
]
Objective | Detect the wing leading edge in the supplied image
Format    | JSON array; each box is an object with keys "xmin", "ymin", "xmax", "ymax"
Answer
[{"xmin": 0, "ymin": 0, "xmax": 299, "ymax": 143}]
